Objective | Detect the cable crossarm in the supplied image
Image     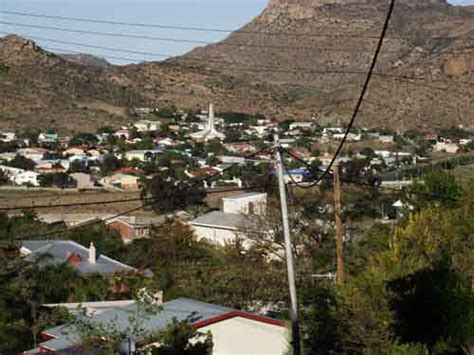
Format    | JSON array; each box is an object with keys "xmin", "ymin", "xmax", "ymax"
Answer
[{"xmin": 284, "ymin": 0, "xmax": 396, "ymax": 190}]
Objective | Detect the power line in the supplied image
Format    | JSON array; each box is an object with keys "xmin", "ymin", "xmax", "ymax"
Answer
[
  {"xmin": 3, "ymin": 31, "xmax": 473, "ymax": 95},
  {"xmin": 2, "ymin": 10, "xmax": 473, "ymax": 41},
  {"xmin": 18, "ymin": 148, "xmax": 272, "ymax": 238},
  {"xmin": 287, "ymin": 0, "xmax": 396, "ymax": 189},
  {"xmin": 2, "ymin": 21, "xmax": 474, "ymax": 57},
  {"xmin": 0, "ymin": 184, "xmax": 270, "ymax": 212}
]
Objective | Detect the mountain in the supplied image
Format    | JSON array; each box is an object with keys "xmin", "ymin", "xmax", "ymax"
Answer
[
  {"xmin": 59, "ymin": 53, "xmax": 111, "ymax": 69},
  {"xmin": 0, "ymin": 0, "xmax": 473, "ymax": 131}
]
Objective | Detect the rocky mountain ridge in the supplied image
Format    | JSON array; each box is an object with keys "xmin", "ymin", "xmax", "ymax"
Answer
[{"xmin": 0, "ymin": 0, "xmax": 473, "ymax": 131}]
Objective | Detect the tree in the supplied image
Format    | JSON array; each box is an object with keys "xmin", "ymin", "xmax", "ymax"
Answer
[
  {"xmin": 0, "ymin": 170, "xmax": 9, "ymax": 185},
  {"xmin": 389, "ymin": 256, "xmax": 474, "ymax": 353},
  {"xmin": 151, "ymin": 318, "xmax": 213, "ymax": 355},
  {"xmin": 38, "ymin": 173, "xmax": 75, "ymax": 188},
  {"xmin": 141, "ymin": 175, "xmax": 206, "ymax": 215},
  {"xmin": 69, "ymin": 133, "xmax": 98, "ymax": 146},
  {"xmin": 5, "ymin": 155, "xmax": 36, "ymax": 170},
  {"xmin": 100, "ymin": 154, "xmax": 122, "ymax": 175},
  {"xmin": 408, "ymin": 170, "xmax": 460, "ymax": 209}
]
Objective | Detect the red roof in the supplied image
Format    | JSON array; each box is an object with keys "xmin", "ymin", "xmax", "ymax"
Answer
[
  {"xmin": 191, "ymin": 311, "xmax": 286, "ymax": 328},
  {"xmin": 188, "ymin": 167, "xmax": 220, "ymax": 177}
]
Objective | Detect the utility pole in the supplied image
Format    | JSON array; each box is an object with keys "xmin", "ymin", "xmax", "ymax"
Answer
[
  {"xmin": 274, "ymin": 134, "xmax": 301, "ymax": 355},
  {"xmin": 333, "ymin": 163, "xmax": 345, "ymax": 286}
]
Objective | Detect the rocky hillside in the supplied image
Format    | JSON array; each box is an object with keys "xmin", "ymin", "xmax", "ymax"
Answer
[
  {"xmin": 59, "ymin": 53, "xmax": 111, "ymax": 69},
  {"xmin": 0, "ymin": 0, "xmax": 473, "ymax": 131}
]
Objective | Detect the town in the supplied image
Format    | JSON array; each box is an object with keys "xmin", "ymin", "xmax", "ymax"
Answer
[{"xmin": 1, "ymin": 0, "xmax": 474, "ymax": 353}]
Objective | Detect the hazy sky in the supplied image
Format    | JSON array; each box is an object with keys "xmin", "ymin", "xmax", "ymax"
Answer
[{"xmin": 0, "ymin": 0, "xmax": 472, "ymax": 64}]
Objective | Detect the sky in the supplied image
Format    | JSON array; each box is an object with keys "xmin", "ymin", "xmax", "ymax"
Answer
[{"xmin": 0, "ymin": 0, "xmax": 473, "ymax": 65}]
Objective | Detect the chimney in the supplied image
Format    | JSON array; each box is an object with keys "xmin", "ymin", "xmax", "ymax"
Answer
[{"xmin": 88, "ymin": 242, "xmax": 96, "ymax": 264}]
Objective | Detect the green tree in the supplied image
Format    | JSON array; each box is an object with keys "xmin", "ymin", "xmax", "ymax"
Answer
[
  {"xmin": 5, "ymin": 155, "xmax": 36, "ymax": 170},
  {"xmin": 141, "ymin": 175, "xmax": 206, "ymax": 214},
  {"xmin": 151, "ymin": 318, "xmax": 213, "ymax": 355}
]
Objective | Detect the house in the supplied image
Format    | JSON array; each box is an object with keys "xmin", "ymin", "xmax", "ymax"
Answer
[
  {"xmin": 34, "ymin": 161, "xmax": 68, "ymax": 174},
  {"xmin": 289, "ymin": 122, "xmax": 313, "ymax": 131},
  {"xmin": 114, "ymin": 128, "xmax": 131, "ymax": 140},
  {"xmin": 134, "ymin": 120, "xmax": 161, "ymax": 132},
  {"xmin": 434, "ymin": 141, "xmax": 459, "ymax": 154},
  {"xmin": 333, "ymin": 132, "xmax": 362, "ymax": 141},
  {"xmin": 37, "ymin": 213, "xmax": 114, "ymax": 227},
  {"xmin": 20, "ymin": 240, "xmax": 136, "ymax": 276},
  {"xmin": 17, "ymin": 147, "xmax": 48, "ymax": 162},
  {"xmin": 222, "ymin": 192, "xmax": 267, "ymax": 215},
  {"xmin": 38, "ymin": 133, "xmax": 58, "ymax": 145},
  {"xmin": 154, "ymin": 137, "xmax": 179, "ymax": 147},
  {"xmin": 282, "ymin": 169, "xmax": 308, "ymax": 184},
  {"xmin": 186, "ymin": 166, "xmax": 221, "ymax": 179},
  {"xmin": 190, "ymin": 104, "xmax": 226, "ymax": 142},
  {"xmin": 190, "ymin": 192, "xmax": 267, "ymax": 246},
  {"xmin": 12, "ymin": 170, "xmax": 40, "ymax": 186},
  {"xmin": 106, "ymin": 215, "xmax": 166, "ymax": 243},
  {"xmin": 0, "ymin": 131, "xmax": 16, "ymax": 142},
  {"xmin": 101, "ymin": 173, "xmax": 141, "ymax": 191},
  {"xmin": 24, "ymin": 298, "xmax": 288, "ymax": 354},
  {"xmin": 379, "ymin": 135, "xmax": 395, "ymax": 143},
  {"xmin": 124, "ymin": 149, "xmax": 162, "ymax": 162},
  {"xmin": 64, "ymin": 147, "xmax": 86, "ymax": 156},
  {"xmin": 0, "ymin": 152, "xmax": 16, "ymax": 162},
  {"xmin": 0, "ymin": 164, "xmax": 24, "ymax": 178},
  {"xmin": 224, "ymin": 142, "xmax": 257, "ymax": 155}
]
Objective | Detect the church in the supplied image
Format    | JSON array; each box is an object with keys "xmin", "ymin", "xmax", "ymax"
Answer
[{"xmin": 190, "ymin": 103, "xmax": 226, "ymax": 142}]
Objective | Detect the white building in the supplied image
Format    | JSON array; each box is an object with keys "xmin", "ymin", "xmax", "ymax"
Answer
[
  {"xmin": 134, "ymin": 120, "xmax": 161, "ymax": 132},
  {"xmin": 190, "ymin": 104, "xmax": 226, "ymax": 142},
  {"xmin": 434, "ymin": 142, "xmax": 459, "ymax": 154},
  {"xmin": 222, "ymin": 192, "xmax": 267, "ymax": 215},
  {"xmin": 12, "ymin": 171, "xmax": 40, "ymax": 186},
  {"xmin": 27, "ymin": 298, "xmax": 288, "ymax": 354},
  {"xmin": 17, "ymin": 148, "xmax": 48, "ymax": 162},
  {"xmin": 0, "ymin": 132, "xmax": 16, "ymax": 142},
  {"xmin": 124, "ymin": 150, "xmax": 154, "ymax": 162},
  {"xmin": 289, "ymin": 122, "xmax": 313, "ymax": 131},
  {"xmin": 379, "ymin": 135, "xmax": 395, "ymax": 143},
  {"xmin": 189, "ymin": 192, "xmax": 267, "ymax": 247}
]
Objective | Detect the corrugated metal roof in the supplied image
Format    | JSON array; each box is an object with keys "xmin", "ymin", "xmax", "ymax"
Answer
[{"xmin": 21, "ymin": 240, "xmax": 135, "ymax": 276}]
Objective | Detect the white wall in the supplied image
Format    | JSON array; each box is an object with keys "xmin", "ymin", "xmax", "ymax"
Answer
[
  {"xmin": 198, "ymin": 316, "xmax": 288, "ymax": 355},
  {"xmin": 223, "ymin": 194, "xmax": 267, "ymax": 215},
  {"xmin": 192, "ymin": 226, "xmax": 239, "ymax": 246}
]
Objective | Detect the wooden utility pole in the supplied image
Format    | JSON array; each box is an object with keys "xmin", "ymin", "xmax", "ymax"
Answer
[
  {"xmin": 333, "ymin": 163, "xmax": 345, "ymax": 286},
  {"xmin": 274, "ymin": 134, "xmax": 301, "ymax": 355}
]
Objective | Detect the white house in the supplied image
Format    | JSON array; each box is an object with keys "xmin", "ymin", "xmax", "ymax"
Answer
[
  {"xmin": 0, "ymin": 152, "xmax": 16, "ymax": 162},
  {"xmin": 12, "ymin": 171, "xmax": 40, "ymax": 186},
  {"xmin": 124, "ymin": 150, "xmax": 155, "ymax": 162},
  {"xmin": 25, "ymin": 298, "xmax": 288, "ymax": 354},
  {"xmin": 289, "ymin": 122, "xmax": 313, "ymax": 131},
  {"xmin": 134, "ymin": 120, "xmax": 161, "ymax": 132},
  {"xmin": 17, "ymin": 148, "xmax": 48, "ymax": 162},
  {"xmin": 223, "ymin": 192, "xmax": 267, "ymax": 215},
  {"xmin": 379, "ymin": 135, "xmax": 395, "ymax": 143},
  {"xmin": 64, "ymin": 147, "xmax": 85, "ymax": 156},
  {"xmin": 190, "ymin": 192, "xmax": 267, "ymax": 247},
  {"xmin": 0, "ymin": 132, "xmax": 16, "ymax": 142},
  {"xmin": 434, "ymin": 142, "xmax": 459, "ymax": 154}
]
